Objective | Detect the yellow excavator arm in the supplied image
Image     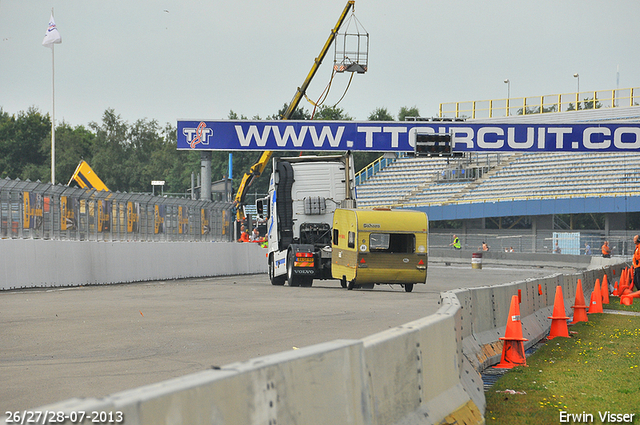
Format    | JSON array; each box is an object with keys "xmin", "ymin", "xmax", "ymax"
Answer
[
  {"xmin": 234, "ymin": 1, "xmax": 356, "ymax": 220},
  {"xmin": 68, "ymin": 160, "xmax": 110, "ymax": 191}
]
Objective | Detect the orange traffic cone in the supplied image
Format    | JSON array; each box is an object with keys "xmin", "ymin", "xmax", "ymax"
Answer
[
  {"xmin": 613, "ymin": 280, "xmax": 619, "ymax": 296},
  {"xmin": 601, "ymin": 275, "xmax": 610, "ymax": 304},
  {"xmin": 621, "ymin": 290, "xmax": 640, "ymax": 306},
  {"xmin": 571, "ymin": 279, "xmax": 588, "ymax": 324},
  {"xmin": 493, "ymin": 295, "xmax": 528, "ymax": 369},
  {"xmin": 588, "ymin": 279, "xmax": 603, "ymax": 314},
  {"xmin": 548, "ymin": 286, "xmax": 570, "ymax": 339}
]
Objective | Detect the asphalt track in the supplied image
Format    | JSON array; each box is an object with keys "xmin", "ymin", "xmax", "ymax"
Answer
[{"xmin": 1, "ymin": 263, "xmax": 579, "ymax": 412}]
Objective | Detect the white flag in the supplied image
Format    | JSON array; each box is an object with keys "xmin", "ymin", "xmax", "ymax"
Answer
[{"xmin": 42, "ymin": 14, "xmax": 62, "ymax": 48}]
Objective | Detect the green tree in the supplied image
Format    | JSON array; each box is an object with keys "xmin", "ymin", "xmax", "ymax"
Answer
[
  {"xmin": 398, "ymin": 106, "xmax": 420, "ymax": 121},
  {"xmin": 566, "ymin": 98, "xmax": 603, "ymax": 111},
  {"xmin": 0, "ymin": 107, "xmax": 50, "ymax": 181},
  {"xmin": 313, "ymin": 105, "xmax": 352, "ymax": 121},
  {"xmin": 228, "ymin": 110, "xmax": 248, "ymax": 120},
  {"xmin": 368, "ymin": 107, "xmax": 394, "ymax": 121},
  {"xmin": 270, "ymin": 103, "xmax": 312, "ymax": 120},
  {"xmin": 89, "ymin": 109, "xmax": 129, "ymax": 191},
  {"xmin": 55, "ymin": 122, "xmax": 95, "ymax": 185}
]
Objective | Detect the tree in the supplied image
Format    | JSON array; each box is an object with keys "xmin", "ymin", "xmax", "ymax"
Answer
[
  {"xmin": 398, "ymin": 106, "xmax": 420, "ymax": 121},
  {"xmin": 55, "ymin": 122, "xmax": 95, "ymax": 185},
  {"xmin": 89, "ymin": 109, "xmax": 129, "ymax": 191},
  {"xmin": 566, "ymin": 98, "xmax": 603, "ymax": 111},
  {"xmin": 517, "ymin": 105, "xmax": 558, "ymax": 115},
  {"xmin": 270, "ymin": 103, "xmax": 312, "ymax": 120},
  {"xmin": 368, "ymin": 107, "xmax": 394, "ymax": 121},
  {"xmin": 0, "ymin": 107, "xmax": 50, "ymax": 181},
  {"xmin": 228, "ymin": 110, "xmax": 248, "ymax": 120},
  {"xmin": 313, "ymin": 105, "xmax": 352, "ymax": 121}
]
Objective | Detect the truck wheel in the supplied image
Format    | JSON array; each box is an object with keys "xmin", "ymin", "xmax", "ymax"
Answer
[
  {"xmin": 340, "ymin": 277, "xmax": 347, "ymax": 288},
  {"xmin": 404, "ymin": 283, "xmax": 414, "ymax": 293},
  {"xmin": 347, "ymin": 279, "xmax": 356, "ymax": 290},
  {"xmin": 362, "ymin": 284, "xmax": 374, "ymax": 290},
  {"xmin": 269, "ymin": 257, "xmax": 286, "ymax": 286},
  {"xmin": 300, "ymin": 279, "xmax": 313, "ymax": 288}
]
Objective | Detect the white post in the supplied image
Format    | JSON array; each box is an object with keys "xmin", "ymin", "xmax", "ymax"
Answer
[{"xmin": 51, "ymin": 42, "xmax": 56, "ymax": 185}]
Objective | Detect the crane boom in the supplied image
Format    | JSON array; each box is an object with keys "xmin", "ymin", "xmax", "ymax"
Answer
[{"xmin": 234, "ymin": 1, "xmax": 356, "ymax": 220}]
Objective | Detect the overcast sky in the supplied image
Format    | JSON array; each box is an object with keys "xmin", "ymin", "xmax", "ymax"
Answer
[{"xmin": 2, "ymin": 0, "xmax": 639, "ymax": 128}]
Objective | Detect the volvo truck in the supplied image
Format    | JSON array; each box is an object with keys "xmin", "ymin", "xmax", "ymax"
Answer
[{"xmin": 258, "ymin": 154, "xmax": 356, "ymax": 287}]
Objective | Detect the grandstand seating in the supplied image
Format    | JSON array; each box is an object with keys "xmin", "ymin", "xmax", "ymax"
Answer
[
  {"xmin": 356, "ymin": 151, "xmax": 640, "ymax": 208},
  {"xmin": 356, "ymin": 106, "xmax": 640, "ymax": 210}
]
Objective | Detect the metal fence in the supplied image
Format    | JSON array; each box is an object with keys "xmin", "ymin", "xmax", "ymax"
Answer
[
  {"xmin": 0, "ymin": 178, "xmax": 234, "ymax": 242},
  {"xmin": 439, "ymin": 87, "xmax": 640, "ymax": 119},
  {"xmin": 429, "ymin": 230, "xmax": 635, "ymax": 257}
]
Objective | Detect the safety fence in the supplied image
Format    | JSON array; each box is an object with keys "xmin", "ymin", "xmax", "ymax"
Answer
[
  {"xmin": 439, "ymin": 87, "xmax": 640, "ymax": 119},
  {"xmin": 429, "ymin": 230, "xmax": 635, "ymax": 257},
  {"xmin": 0, "ymin": 178, "xmax": 234, "ymax": 242}
]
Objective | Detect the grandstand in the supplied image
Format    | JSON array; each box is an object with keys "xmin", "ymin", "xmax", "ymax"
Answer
[
  {"xmin": 357, "ymin": 151, "xmax": 640, "ymax": 208},
  {"xmin": 354, "ymin": 105, "xmax": 640, "ymax": 254}
]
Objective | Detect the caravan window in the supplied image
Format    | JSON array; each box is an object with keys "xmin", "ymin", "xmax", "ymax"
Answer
[
  {"xmin": 348, "ymin": 231, "xmax": 355, "ymax": 248},
  {"xmin": 370, "ymin": 233, "xmax": 415, "ymax": 253}
]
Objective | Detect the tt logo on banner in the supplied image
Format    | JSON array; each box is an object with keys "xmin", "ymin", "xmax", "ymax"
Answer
[{"xmin": 183, "ymin": 122, "xmax": 213, "ymax": 148}]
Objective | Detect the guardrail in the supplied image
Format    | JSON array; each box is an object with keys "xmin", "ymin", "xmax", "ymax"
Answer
[
  {"xmin": 439, "ymin": 87, "xmax": 640, "ymax": 119},
  {"xmin": 25, "ymin": 256, "xmax": 622, "ymax": 424},
  {"xmin": 0, "ymin": 178, "xmax": 233, "ymax": 242},
  {"xmin": 354, "ymin": 154, "xmax": 397, "ymax": 186}
]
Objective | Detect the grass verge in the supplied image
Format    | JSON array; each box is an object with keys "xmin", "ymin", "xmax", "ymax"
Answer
[
  {"xmin": 485, "ymin": 312, "xmax": 640, "ymax": 424},
  {"xmin": 605, "ymin": 296, "xmax": 640, "ymax": 313}
]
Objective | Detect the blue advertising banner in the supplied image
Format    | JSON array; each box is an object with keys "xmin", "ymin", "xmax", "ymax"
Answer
[{"xmin": 177, "ymin": 120, "xmax": 640, "ymax": 152}]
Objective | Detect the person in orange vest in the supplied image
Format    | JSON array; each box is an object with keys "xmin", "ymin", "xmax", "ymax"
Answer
[
  {"xmin": 601, "ymin": 241, "xmax": 612, "ymax": 258},
  {"xmin": 633, "ymin": 235, "xmax": 640, "ymax": 291},
  {"xmin": 238, "ymin": 225, "xmax": 250, "ymax": 242}
]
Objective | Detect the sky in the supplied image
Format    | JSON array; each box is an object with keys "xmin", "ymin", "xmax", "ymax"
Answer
[{"xmin": 1, "ymin": 0, "xmax": 640, "ymax": 129}]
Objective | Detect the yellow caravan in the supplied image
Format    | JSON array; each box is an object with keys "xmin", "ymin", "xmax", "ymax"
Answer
[{"xmin": 331, "ymin": 208, "xmax": 428, "ymax": 292}]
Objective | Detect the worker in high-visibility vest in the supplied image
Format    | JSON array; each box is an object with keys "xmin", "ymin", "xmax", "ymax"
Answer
[
  {"xmin": 633, "ymin": 235, "xmax": 640, "ymax": 291},
  {"xmin": 450, "ymin": 235, "xmax": 461, "ymax": 250}
]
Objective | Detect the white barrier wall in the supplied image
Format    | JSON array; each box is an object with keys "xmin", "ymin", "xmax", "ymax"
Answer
[
  {"xmin": 0, "ymin": 240, "xmax": 267, "ymax": 290},
  {"xmin": 8, "ymin": 257, "xmax": 625, "ymax": 425}
]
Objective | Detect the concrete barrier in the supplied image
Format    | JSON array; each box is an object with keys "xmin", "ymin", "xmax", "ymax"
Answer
[
  {"xmin": 0, "ymin": 240, "xmax": 267, "ymax": 290},
  {"xmin": 10, "ymin": 257, "xmax": 627, "ymax": 425}
]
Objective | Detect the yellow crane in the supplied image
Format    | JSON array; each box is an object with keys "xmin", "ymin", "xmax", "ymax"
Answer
[{"xmin": 234, "ymin": 0, "xmax": 358, "ymax": 220}]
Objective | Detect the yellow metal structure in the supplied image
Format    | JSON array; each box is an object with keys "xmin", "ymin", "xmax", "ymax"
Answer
[
  {"xmin": 331, "ymin": 208, "xmax": 428, "ymax": 292},
  {"xmin": 234, "ymin": 1, "xmax": 356, "ymax": 220},
  {"xmin": 68, "ymin": 160, "xmax": 109, "ymax": 192},
  {"xmin": 439, "ymin": 87, "xmax": 640, "ymax": 120}
]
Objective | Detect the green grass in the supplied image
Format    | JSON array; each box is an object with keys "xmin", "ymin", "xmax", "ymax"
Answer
[
  {"xmin": 605, "ymin": 296, "xmax": 640, "ymax": 313},
  {"xmin": 485, "ymin": 311, "xmax": 640, "ymax": 424}
]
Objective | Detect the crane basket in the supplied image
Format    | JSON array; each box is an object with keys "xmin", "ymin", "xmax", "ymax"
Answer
[{"xmin": 333, "ymin": 12, "xmax": 369, "ymax": 74}]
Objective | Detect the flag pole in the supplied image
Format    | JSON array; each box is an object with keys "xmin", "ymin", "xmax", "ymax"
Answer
[{"xmin": 51, "ymin": 7, "xmax": 56, "ymax": 185}]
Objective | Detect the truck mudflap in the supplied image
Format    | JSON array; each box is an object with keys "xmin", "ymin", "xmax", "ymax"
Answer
[{"xmin": 286, "ymin": 244, "xmax": 314, "ymax": 287}]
